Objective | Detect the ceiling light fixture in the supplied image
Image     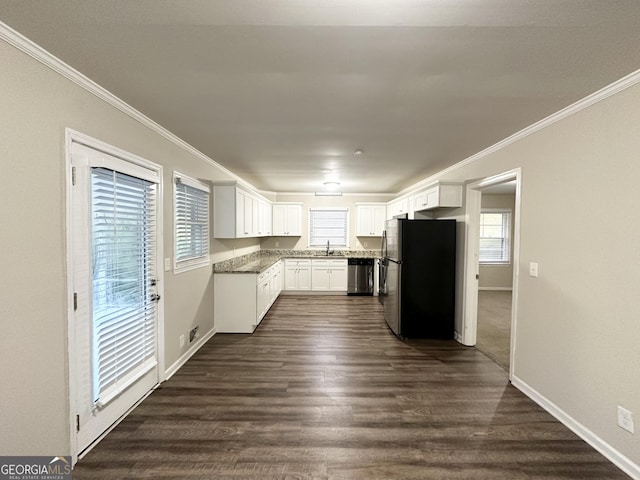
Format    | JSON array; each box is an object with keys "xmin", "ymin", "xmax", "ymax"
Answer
[
  {"xmin": 323, "ymin": 181, "xmax": 340, "ymax": 191},
  {"xmin": 315, "ymin": 191, "xmax": 343, "ymax": 196},
  {"xmin": 354, "ymin": 149, "xmax": 364, "ymax": 155}
]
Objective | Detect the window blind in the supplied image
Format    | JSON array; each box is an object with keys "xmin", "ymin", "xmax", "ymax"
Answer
[
  {"xmin": 174, "ymin": 174, "xmax": 210, "ymax": 272},
  {"xmin": 91, "ymin": 167, "xmax": 157, "ymax": 407},
  {"xmin": 479, "ymin": 210, "xmax": 511, "ymax": 264},
  {"xmin": 309, "ymin": 208, "xmax": 349, "ymax": 247}
]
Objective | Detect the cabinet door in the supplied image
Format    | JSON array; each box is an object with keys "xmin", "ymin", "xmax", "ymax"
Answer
[
  {"xmin": 246, "ymin": 195, "xmax": 256, "ymax": 236},
  {"xmin": 426, "ymin": 188, "xmax": 439, "ymax": 208},
  {"xmin": 272, "ymin": 205, "xmax": 286, "ymax": 235},
  {"xmin": 285, "ymin": 205, "xmax": 302, "ymax": 236},
  {"xmin": 264, "ymin": 202, "xmax": 272, "ymax": 236},
  {"xmin": 269, "ymin": 270, "xmax": 278, "ymax": 302},
  {"xmin": 388, "ymin": 200, "xmax": 407, "ymax": 219},
  {"xmin": 312, "ymin": 266, "xmax": 331, "ymax": 290},
  {"xmin": 256, "ymin": 201, "xmax": 266, "ymax": 237},
  {"xmin": 330, "ymin": 265, "xmax": 348, "ymax": 291},
  {"xmin": 284, "ymin": 265, "xmax": 298, "ymax": 290},
  {"xmin": 235, "ymin": 190, "xmax": 246, "ymax": 237},
  {"xmin": 371, "ymin": 206, "xmax": 386, "ymax": 236},
  {"xmin": 356, "ymin": 206, "xmax": 374, "ymax": 236},
  {"xmin": 414, "ymin": 192, "xmax": 428, "ymax": 211},
  {"xmin": 297, "ymin": 266, "xmax": 312, "ymax": 290},
  {"xmin": 257, "ymin": 277, "xmax": 269, "ymax": 321}
]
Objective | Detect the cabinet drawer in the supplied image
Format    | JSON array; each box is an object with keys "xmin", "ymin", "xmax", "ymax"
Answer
[{"xmin": 284, "ymin": 259, "xmax": 311, "ymax": 267}]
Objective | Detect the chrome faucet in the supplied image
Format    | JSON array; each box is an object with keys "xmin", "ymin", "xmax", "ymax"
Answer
[{"xmin": 326, "ymin": 240, "xmax": 330, "ymax": 256}]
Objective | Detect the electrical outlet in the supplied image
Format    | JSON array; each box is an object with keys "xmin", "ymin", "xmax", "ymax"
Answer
[
  {"xmin": 363, "ymin": 241, "xmax": 368, "ymax": 248},
  {"xmin": 164, "ymin": 258, "xmax": 171, "ymax": 271},
  {"xmin": 189, "ymin": 326, "xmax": 199, "ymax": 343},
  {"xmin": 179, "ymin": 334, "xmax": 185, "ymax": 348},
  {"xmin": 617, "ymin": 406, "xmax": 634, "ymax": 434}
]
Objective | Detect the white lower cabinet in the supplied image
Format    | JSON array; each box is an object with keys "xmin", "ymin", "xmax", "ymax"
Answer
[
  {"xmin": 284, "ymin": 258, "xmax": 348, "ymax": 293},
  {"xmin": 284, "ymin": 259, "xmax": 312, "ymax": 291},
  {"xmin": 214, "ymin": 261, "xmax": 282, "ymax": 333},
  {"xmin": 311, "ymin": 259, "xmax": 347, "ymax": 292}
]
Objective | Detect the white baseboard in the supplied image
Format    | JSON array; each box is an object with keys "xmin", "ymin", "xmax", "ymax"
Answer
[
  {"xmin": 164, "ymin": 327, "xmax": 216, "ymax": 381},
  {"xmin": 511, "ymin": 375, "xmax": 640, "ymax": 480},
  {"xmin": 478, "ymin": 287, "xmax": 513, "ymax": 291}
]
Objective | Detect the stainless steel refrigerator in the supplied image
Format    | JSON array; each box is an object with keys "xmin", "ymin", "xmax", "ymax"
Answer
[{"xmin": 379, "ymin": 218, "xmax": 456, "ymax": 338}]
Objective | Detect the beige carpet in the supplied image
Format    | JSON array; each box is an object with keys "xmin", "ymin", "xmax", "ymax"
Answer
[{"xmin": 476, "ymin": 290, "xmax": 512, "ymax": 370}]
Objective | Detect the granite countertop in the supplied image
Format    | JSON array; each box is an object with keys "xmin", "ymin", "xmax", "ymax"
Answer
[
  {"xmin": 220, "ymin": 255, "xmax": 282, "ymax": 273},
  {"xmin": 213, "ymin": 249, "xmax": 379, "ymax": 274}
]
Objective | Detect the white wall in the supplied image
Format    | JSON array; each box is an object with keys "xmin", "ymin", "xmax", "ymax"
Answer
[
  {"xmin": 404, "ymin": 81, "xmax": 640, "ymax": 470},
  {"xmin": 0, "ymin": 37, "xmax": 260, "ymax": 456},
  {"xmin": 479, "ymin": 194, "xmax": 515, "ymax": 290}
]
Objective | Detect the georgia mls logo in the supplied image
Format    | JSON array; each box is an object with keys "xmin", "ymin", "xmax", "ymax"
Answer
[
  {"xmin": 49, "ymin": 457, "xmax": 71, "ymax": 471},
  {"xmin": 0, "ymin": 456, "xmax": 72, "ymax": 480}
]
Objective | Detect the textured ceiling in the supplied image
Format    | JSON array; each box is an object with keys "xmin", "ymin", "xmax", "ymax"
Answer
[{"xmin": 2, "ymin": 0, "xmax": 640, "ymax": 193}]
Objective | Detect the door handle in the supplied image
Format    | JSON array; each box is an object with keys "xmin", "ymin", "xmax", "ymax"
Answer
[{"xmin": 150, "ymin": 293, "xmax": 161, "ymax": 302}]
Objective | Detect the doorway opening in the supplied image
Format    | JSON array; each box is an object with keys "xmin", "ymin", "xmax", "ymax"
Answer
[{"xmin": 462, "ymin": 169, "xmax": 521, "ymax": 377}]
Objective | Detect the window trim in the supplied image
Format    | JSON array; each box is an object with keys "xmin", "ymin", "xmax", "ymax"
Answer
[
  {"xmin": 479, "ymin": 208, "xmax": 511, "ymax": 265},
  {"xmin": 308, "ymin": 207, "xmax": 350, "ymax": 249},
  {"xmin": 173, "ymin": 172, "xmax": 211, "ymax": 274}
]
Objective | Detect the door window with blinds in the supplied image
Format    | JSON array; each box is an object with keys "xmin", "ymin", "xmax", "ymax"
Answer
[
  {"xmin": 91, "ymin": 167, "xmax": 158, "ymax": 407},
  {"xmin": 479, "ymin": 209, "xmax": 511, "ymax": 264},
  {"xmin": 174, "ymin": 173, "xmax": 210, "ymax": 273},
  {"xmin": 309, "ymin": 208, "xmax": 349, "ymax": 248}
]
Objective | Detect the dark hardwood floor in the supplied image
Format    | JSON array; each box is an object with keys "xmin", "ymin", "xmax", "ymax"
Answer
[{"xmin": 74, "ymin": 296, "xmax": 627, "ymax": 479}]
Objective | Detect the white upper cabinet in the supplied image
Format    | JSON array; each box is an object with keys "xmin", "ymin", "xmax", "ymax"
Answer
[
  {"xmin": 239, "ymin": 189, "xmax": 255, "ymax": 237},
  {"xmin": 387, "ymin": 197, "xmax": 409, "ymax": 219},
  {"xmin": 272, "ymin": 203, "xmax": 302, "ymax": 236},
  {"xmin": 356, "ymin": 204, "xmax": 386, "ymax": 236},
  {"xmin": 258, "ymin": 200, "xmax": 272, "ymax": 237},
  {"xmin": 213, "ymin": 184, "xmax": 272, "ymax": 239},
  {"xmin": 412, "ymin": 182, "xmax": 462, "ymax": 212}
]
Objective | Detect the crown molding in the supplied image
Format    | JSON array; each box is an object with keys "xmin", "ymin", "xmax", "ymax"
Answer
[
  {"xmin": 0, "ymin": 21, "xmax": 261, "ymax": 193},
  {"xmin": 397, "ymin": 67, "xmax": 640, "ymax": 197}
]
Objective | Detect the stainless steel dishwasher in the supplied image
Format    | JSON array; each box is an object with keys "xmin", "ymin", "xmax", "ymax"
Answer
[{"xmin": 347, "ymin": 258, "xmax": 374, "ymax": 295}]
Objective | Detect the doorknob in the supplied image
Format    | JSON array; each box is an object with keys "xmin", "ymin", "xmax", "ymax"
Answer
[{"xmin": 151, "ymin": 293, "xmax": 161, "ymax": 302}]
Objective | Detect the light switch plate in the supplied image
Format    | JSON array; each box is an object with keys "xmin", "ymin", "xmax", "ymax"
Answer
[
  {"xmin": 529, "ymin": 262, "xmax": 539, "ymax": 277},
  {"xmin": 164, "ymin": 258, "xmax": 171, "ymax": 272}
]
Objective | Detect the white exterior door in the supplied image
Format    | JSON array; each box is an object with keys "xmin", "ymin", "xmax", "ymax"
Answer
[{"xmin": 71, "ymin": 141, "xmax": 161, "ymax": 456}]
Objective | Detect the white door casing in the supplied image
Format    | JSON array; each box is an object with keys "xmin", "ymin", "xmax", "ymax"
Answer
[
  {"xmin": 66, "ymin": 130, "xmax": 164, "ymax": 462},
  {"xmin": 461, "ymin": 168, "xmax": 521, "ymax": 381}
]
